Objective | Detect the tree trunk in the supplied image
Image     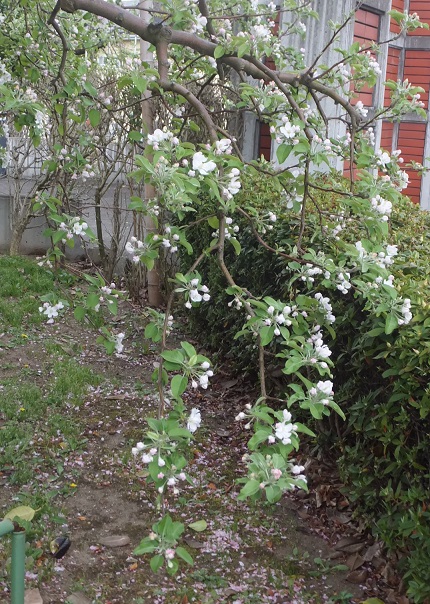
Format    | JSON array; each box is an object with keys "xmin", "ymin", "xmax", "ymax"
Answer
[
  {"xmin": 9, "ymin": 219, "xmax": 27, "ymax": 256},
  {"xmin": 140, "ymin": 1, "xmax": 163, "ymax": 307}
]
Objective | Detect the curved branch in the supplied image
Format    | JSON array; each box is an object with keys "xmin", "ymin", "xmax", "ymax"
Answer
[
  {"xmin": 156, "ymin": 39, "xmax": 218, "ymax": 143},
  {"xmin": 56, "ymin": 0, "xmax": 360, "ymax": 128}
]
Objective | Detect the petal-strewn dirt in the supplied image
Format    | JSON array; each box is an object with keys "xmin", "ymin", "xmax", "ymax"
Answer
[{"xmin": 0, "ymin": 300, "xmax": 401, "ymax": 604}]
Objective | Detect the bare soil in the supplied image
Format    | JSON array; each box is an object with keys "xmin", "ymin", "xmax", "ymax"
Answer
[{"xmin": 0, "ymin": 309, "xmax": 400, "ymax": 604}]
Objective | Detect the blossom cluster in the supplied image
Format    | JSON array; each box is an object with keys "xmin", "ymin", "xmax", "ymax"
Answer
[
  {"xmin": 308, "ymin": 380, "xmax": 334, "ymax": 406},
  {"xmin": 0, "ymin": 61, "xmax": 12, "ymax": 85},
  {"xmin": 147, "ymin": 128, "xmax": 179, "ymax": 151},
  {"xmin": 300, "ymin": 264, "xmax": 330, "ymax": 284},
  {"xmin": 125, "ymin": 236, "xmax": 155, "ymax": 264},
  {"xmin": 190, "ymin": 363, "xmax": 213, "ymax": 390},
  {"xmin": 263, "ymin": 304, "xmax": 293, "ymax": 336},
  {"xmin": 398, "ymin": 298, "xmax": 412, "ymax": 326},
  {"xmin": 131, "ymin": 443, "xmax": 188, "ymax": 496},
  {"xmin": 314, "ymin": 293, "xmax": 336, "ymax": 324},
  {"xmin": 274, "ymin": 409, "xmax": 298, "ymax": 445},
  {"xmin": 336, "ymin": 272, "xmax": 351, "ymax": 295},
  {"xmin": 277, "ymin": 116, "xmax": 301, "ymax": 144},
  {"xmin": 59, "ymin": 217, "xmax": 89, "ymax": 240},
  {"xmin": 212, "ymin": 216, "xmax": 240, "ymax": 241},
  {"xmin": 115, "ymin": 332, "xmax": 125, "ymax": 354},
  {"xmin": 370, "ymin": 194, "xmax": 392, "ymax": 221},
  {"xmin": 93, "ymin": 283, "xmax": 120, "ymax": 313},
  {"xmin": 157, "ymin": 226, "xmax": 180, "ymax": 253},
  {"xmin": 184, "ymin": 278, "xmax": 210, "ymax": 309},
  {"xmin": 355, "ymin": 241, "xmax": 398, "ymax": 269},
  {"xmin": 39, "ymin": 301, "xmax": 65, "ymax": 324},
  {"xmin": 307, "ymin": 328, "xmax": 332, "ymax": 365}
]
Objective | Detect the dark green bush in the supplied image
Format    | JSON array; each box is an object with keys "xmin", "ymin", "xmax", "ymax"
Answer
[{"xmin": 177, "ymin": 170, "xmax": 430, "ymax": 602}]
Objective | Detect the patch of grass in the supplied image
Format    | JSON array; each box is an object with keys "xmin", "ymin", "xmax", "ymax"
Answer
[
  {"xmin": 49, "ymin": 357, "xmax": 101, "ymax": 401},
  {"xmin": 0, "ymin": 357, "xmax": 102, "ymax": 485},
  {"xmin": 0, "ymin": 255, "xmax": 55, "ymax": 328}
]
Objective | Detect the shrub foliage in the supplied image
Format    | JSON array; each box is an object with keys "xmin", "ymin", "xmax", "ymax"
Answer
[{"xmin": 178, "ymin": 171, "xmax": 430, "ymax": 600}]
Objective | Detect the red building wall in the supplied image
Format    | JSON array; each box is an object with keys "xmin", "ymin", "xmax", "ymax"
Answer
[
  {"xmin": 380, "ymin": 122, "xmax": 394, "ymax": 152},
  {"xmin": 398, "ymin": 123, "xmax": 427, "ymax": 202},
  {"xmin": 408, "ymin": 1, "xmax": 430, "ymax": 35},
  {"xmin": 384, "ymin": 47, "xmax": 401, "ymax": 107},
  {"xmin": 390, "ymin": 0, "xmax": 404, "ymax": 34},
  {"xmin": 404, "ymin": 51, "xmax": 430, "ymax": 109},
  {"xmin": 257, "ymin": 4, "xmax": 430, "ymax": 205}
]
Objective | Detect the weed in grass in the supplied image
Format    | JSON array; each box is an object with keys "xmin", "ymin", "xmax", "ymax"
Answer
[
  {"xmin": 190, "ymin": 569, "xmax": 229, "ymax": 589},
  {"xmin": 326, "ymin": 593, "xmax": 354, "ymax": 604}
]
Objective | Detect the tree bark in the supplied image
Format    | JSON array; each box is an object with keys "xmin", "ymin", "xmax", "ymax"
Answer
[{"xmin": 9, "ymin": 219, "xmax": 27, "ymax": 256}]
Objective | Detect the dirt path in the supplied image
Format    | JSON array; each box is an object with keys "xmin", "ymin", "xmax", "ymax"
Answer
[{"xmin": 1, "ymin": 311, "xmax": 390, "ymax": 604}]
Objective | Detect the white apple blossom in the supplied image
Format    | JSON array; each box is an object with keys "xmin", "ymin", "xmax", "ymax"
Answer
[
  {"xmin": 192, "ymin": 151, "xmax": 217, "ymax": 175},
  {"xmin": 115, "ymin": 332, "xmax": 125, "ymax": 354},
  {"xmin": 187, "ymin": 408, "xmax": 202, "ymax": 433}
]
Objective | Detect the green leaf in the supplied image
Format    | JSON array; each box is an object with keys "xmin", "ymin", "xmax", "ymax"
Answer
[
  {"xmin": 161, "ymin": 350, "xmax": 184, "ymax": 364},
  {"xmin": 260, "ymin": 325, "xmax": 275, "ymax": 346},
  {"xmin": 265, "ymin": 485, "xmax": 281, "ymax": 503},
  {"xmin": 88, "ymin": 108, "xmax": 101, "ymax": 128},
  {"xmin": 175, "ymin": 546, "xmax": 193, "ymax": 565},
  {"xmin": 188, "ymin": 520, "xmax": 207, "ymax": 532},
  {"xmin": 294, "ymin": 422, "xmax": 316, "ymax": 437},
  {"xmin": 133, "ymin": 540, "xmax": 157, "ymax": 555},
  {"xmin": 230, "ymin": 237, "xmax": 241, "ymax": 255},
  {"xmin": 385, "ymin": 312, "xmax": 399, "ymax": 335},
  {"xmin": 150, "ymin": 554, "xmax": 164, "ymax": 573},
  {"xmin": 180, "ymin": 341, "xmax": 197, "ymax": 357},
  {"xmin": 207, "ymin": 216, "xmax": 219, "ymax": 229},
  {"xmin": 366, "ymin": 327, "xmax": 385, "ymax": 337},
  {"xmin": 248, "ymin": 428, "xmax": 272, "ymax": 449},
  {"xmin": 86, "ymin": 293, "xmax": 100, "ymax": 309},
  {"xmin": 276, "ymin": 144, "xmax": 292, "ymax": 164},
  {"xmin": 171, "ymin": 374, "xmax": 188, "ymax": 399},
  {"xmin": 239, "ymin": 479, "xmax": 261, "ymax": 498},
  {"xmin": 167, "ymin": 427, "xmax": 193, "ymax": 439},
  {"xmin": 128, "ymin": 131, "xmax": 144, "ymax": 142},
  {"xmin": 74, "ymin": 306, "xmax": 86, "ymax": 321},
  {"xmin": 329, "ymin": 401, "xmax": 346, "ymax": 420},
  {"xmin": 144, "ymin": 322, "xmax": 159, "ymax": 341},
  {"xmin": 5, "ymin": 506, "xmax": 35, "ymax": 522},
  {"xmin": 83, "ymin": 81, "xmax": 98, "ymax": 97},
  {"xmin": 214, "ymin": 46, "xmax": 225, "ymax": 59},
  {"xmin": 132, "ymin": 75, "xmax": 148, "ymax": 93}
]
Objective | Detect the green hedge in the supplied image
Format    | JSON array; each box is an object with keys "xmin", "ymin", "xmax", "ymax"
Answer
[{"xmin": 177, "ymin": 171, "xmax": 430, "ymax": 602}]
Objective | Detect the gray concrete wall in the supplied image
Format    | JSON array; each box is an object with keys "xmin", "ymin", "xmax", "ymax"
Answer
[{"xmin": 0, "ymin": 176, "xmax": 138, "ymax": 266}]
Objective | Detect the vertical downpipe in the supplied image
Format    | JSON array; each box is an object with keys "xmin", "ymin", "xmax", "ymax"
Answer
[{"xmin": 11, "ymin": 529, "xmax": 26, "ymax": 604}]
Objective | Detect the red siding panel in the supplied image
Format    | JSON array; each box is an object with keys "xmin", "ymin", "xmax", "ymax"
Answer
[
  {"xmin": 257, "ymin": 10, "xmax": 281, "ymax": 159},
  {"xmin": 384, "ymin": 47, "xmax": 401, "ymax": 107},
  {"xmin": 391, "ymin": 0, "xmax": 404, "ymax": 34},
  {"xmin": 403, "ymin": 50, "xmax": 430, "ymax": 109},
  {"xmin": 380, "ymin": 122, "xmax": 394, "ymax": 152},
  {"xmin": 352, "ymin": 9, "xmax": 380, "ymax": 107},
  {"xmin": 397, "ymin": 122, "xmax": 426, "ymax": 204},
  {"xmin": 408, "ymin": 1, "xmax": 430, "ymax": 36},
  {"xmin": 259, "ymin": 123, "xmax": 271, "ymax": 161}
]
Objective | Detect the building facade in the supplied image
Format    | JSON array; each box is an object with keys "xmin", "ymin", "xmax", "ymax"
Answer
[{"xmin": 259, "ymin": 1, "xmax": 430, "ymax": 208}]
